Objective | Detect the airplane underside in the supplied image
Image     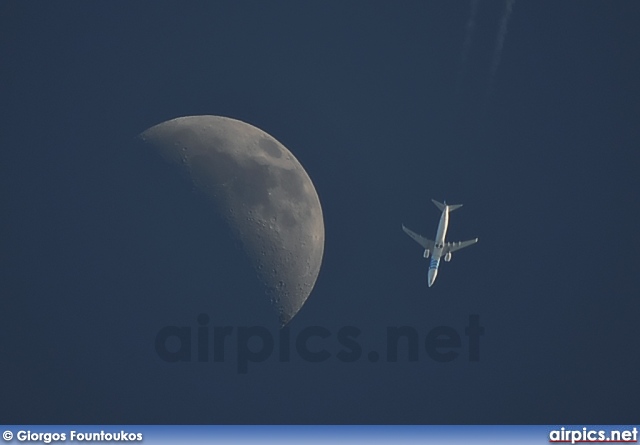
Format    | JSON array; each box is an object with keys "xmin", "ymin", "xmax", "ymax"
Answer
[{"xmin": 402, "ymin": 199, "xmax": 478, "ymax": 287}]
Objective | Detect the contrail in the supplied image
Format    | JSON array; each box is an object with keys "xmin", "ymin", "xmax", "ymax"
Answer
[
  {"xmin": 487, "ymin": 0, "xmax": 515, "ymax": 98},
  {"xmin": 455, "ymin": 0, "xmax": 480, "ymax": 99}
]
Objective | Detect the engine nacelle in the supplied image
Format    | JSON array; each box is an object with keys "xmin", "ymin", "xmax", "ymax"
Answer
[
  {"xmin": 423, "ymin": 249, "xmax": 430, "ymax": 259},
  {"xmin": 444, "ymin": 252, "xmax": 452, "ymax": 262}
]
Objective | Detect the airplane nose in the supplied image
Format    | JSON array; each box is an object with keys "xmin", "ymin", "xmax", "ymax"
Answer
[{"xmin": 428, "ymin": 269, "xmax": 437, "ymax": 287}]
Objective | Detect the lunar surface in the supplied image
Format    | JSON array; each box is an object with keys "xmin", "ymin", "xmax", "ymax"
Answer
[{"xmin": 139, "ymin": 116, "xmax": 324, "ymax": 325}]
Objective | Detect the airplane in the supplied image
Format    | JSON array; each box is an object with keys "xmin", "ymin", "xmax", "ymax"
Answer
[{"xmin": 402, "ymin": 199, "xmax": 478, "ymax": 287}]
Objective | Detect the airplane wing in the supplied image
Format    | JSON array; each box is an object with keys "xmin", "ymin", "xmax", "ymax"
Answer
[
  {"xmin": 402, "ymin": 224, "xmax": 435, "ymax": 250},
  {"xmin": 444, "ymin": 238, "xmax": 479, "ymax": 253}
]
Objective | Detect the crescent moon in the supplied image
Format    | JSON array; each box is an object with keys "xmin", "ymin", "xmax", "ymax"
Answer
[{"xmin": 139, "ymin": 116, "xmax": 324, "ymax": 325}]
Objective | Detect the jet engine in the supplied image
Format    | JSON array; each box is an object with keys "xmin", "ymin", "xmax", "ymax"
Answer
[
  {"xmin": 444, "ymin": 252, "xmax": 452, "ymax": 262},
  {"xmin": 423, "ymin": 249, "xmax": 430, "ymax": 258}
]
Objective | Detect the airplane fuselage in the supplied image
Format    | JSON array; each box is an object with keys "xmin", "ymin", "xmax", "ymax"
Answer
[{"xmin": 428, "ymin": 206, "xmax": 449, "ymax": 287}]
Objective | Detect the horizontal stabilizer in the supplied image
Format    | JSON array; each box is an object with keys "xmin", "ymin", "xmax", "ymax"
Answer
[{"xmin": 432, "ymin": 199, "xmax": 463, "ymax": 212}]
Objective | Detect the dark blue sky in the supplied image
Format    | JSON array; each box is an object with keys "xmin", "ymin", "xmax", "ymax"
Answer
[{"xmin": 2, "ymin": 1, "xmax": 639, "ymax": 424}]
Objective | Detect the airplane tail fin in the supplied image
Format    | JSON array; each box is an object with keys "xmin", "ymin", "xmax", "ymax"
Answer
[{"xmin": 432, "ymin": 199, "xmax": 463, "ymax": 212}]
